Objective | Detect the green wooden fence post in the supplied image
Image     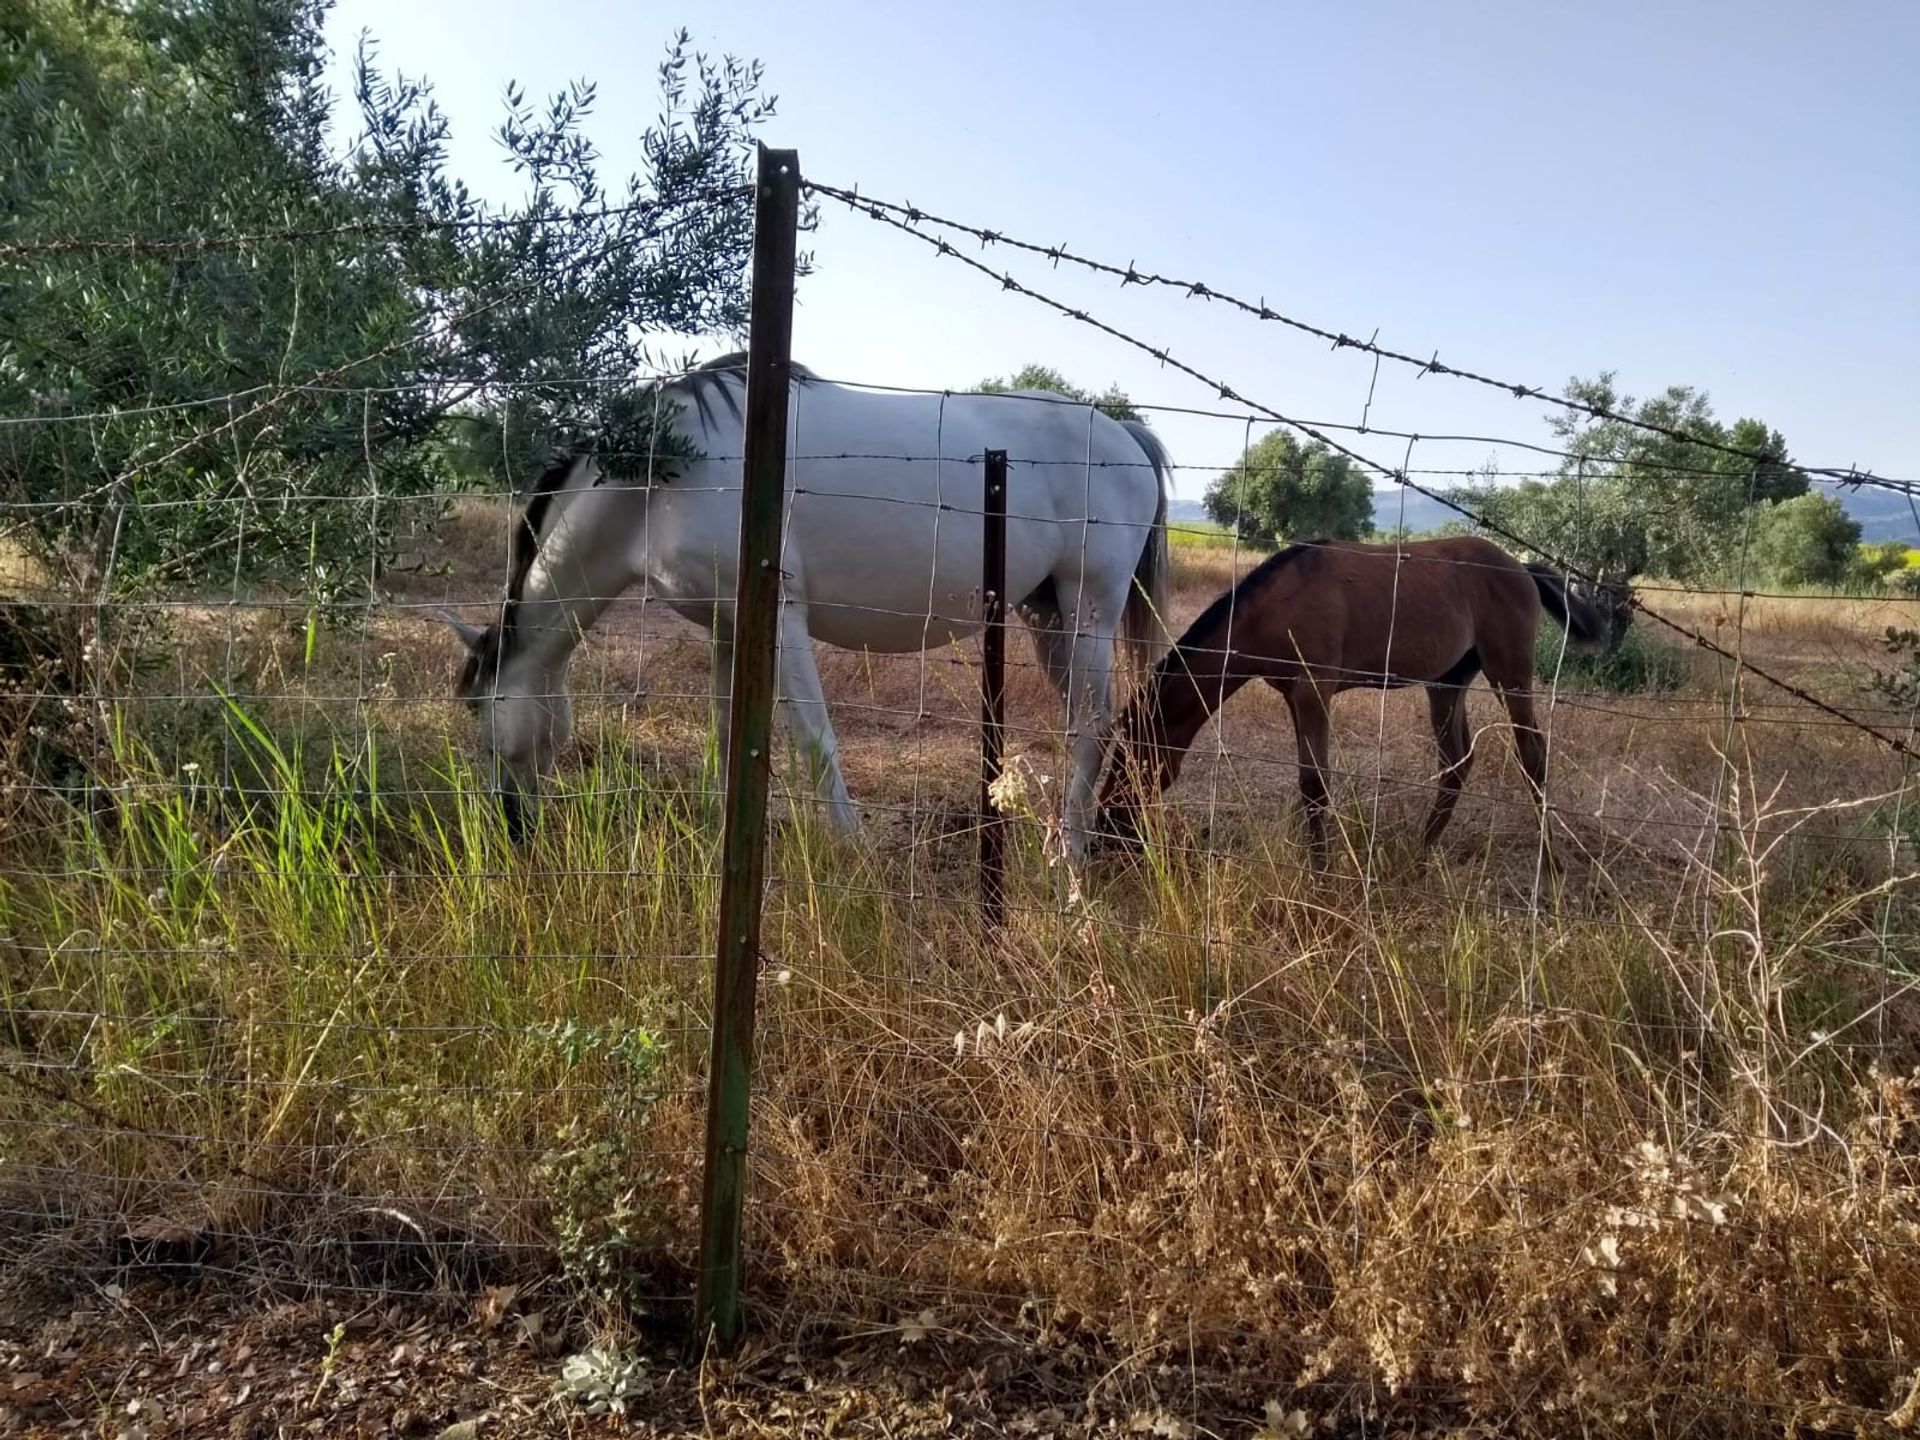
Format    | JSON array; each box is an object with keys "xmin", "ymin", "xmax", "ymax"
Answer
[{"xmin": 694, "ymin": 143, "xmax": 801, "ymax": 1351}]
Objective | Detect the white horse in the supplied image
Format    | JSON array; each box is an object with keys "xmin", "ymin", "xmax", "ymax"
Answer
[{"xmin": 445, "ymin": 354, "xmax": 1170, "ymax": 857}]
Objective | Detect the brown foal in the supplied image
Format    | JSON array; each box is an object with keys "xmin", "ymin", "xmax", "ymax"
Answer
[{"xmin": 1096, "ymin": 535, "xmax": 1607, "ymax": 862}]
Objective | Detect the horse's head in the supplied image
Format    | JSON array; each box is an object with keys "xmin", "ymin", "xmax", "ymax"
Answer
[
  {"xmin": 446, "ymin": 610, "xmax": 573, "ymax": 841},
  {"xmin": 1587, "ymin": 577, "xmax": 1636, "ymax": 650},
  {"xmin": 1092, "ymin": 705, "xmax": 1184, "ymax": 853}
]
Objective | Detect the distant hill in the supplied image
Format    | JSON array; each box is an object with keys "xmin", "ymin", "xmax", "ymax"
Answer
[
  {"xmin": 1839, "ymin": 487, "xmax": 1920, "ymax": 545},
  {"xmin": 1171, "ymin": 486, "xmax": 1917, "ymax": 545},
  {"xmin": 1167, "ymin": 497, "xmax": 1211, "ymax": 523},
  {"xmin": 1360, "ymin": 486, "xmax": 1920, "ymax": 545}
]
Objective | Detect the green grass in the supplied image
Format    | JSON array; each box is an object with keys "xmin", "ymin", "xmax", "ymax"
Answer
[{"xmin": 1535, "ymin": 620, "xmax": 1691, "ymax": 693}]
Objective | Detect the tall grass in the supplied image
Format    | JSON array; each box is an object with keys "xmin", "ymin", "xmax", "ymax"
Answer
[
  {"xmin": 5, "ymin": 523, "xmax": 1920, "ymax": 1440},
  {"xmin": 1, "ymin": 679, "xmax": 1916, "ymax": 1435}
]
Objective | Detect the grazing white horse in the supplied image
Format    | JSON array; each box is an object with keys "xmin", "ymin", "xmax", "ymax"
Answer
[{"xmin": 446, "ymin": 354, "xmax": 1170, "ymax": 857}]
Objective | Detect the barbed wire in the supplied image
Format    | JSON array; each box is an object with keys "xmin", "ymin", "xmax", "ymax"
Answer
[
  {"xmin": 786, "ymin": 192, "xmax": 1920, "ymax": 763},
  {"xmin": 3, "ymin": 167, "xmax": 1917, "ymax": 1418},
  {"xmin": 805, "ymin": 180, "xmax": 1918, "ymax": 497}
]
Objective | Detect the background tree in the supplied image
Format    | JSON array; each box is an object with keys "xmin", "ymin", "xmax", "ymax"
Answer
[
  {"xmin": 974, "ymin": 364, "xmax": 1144, "ymax": 424},
  {"xmin": 1749, "ymin": 493, "xmax": 1862, "ymax": 588},
  {"xmin": 1448, "ymin": 373, "xmax": 1810, "ymax": 586},
  {"xmin": 1202, "ymin": 430, "xmax": 1373, "ymax": 545},
  {"xmin": 0, "ymin": 0, "xmax": 778, "ymax": 592}
]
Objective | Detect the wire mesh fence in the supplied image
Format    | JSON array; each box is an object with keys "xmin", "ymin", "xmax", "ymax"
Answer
[{"xmin": 4, "ymin": 153, "xmax": 1920, "ymax": 1434}]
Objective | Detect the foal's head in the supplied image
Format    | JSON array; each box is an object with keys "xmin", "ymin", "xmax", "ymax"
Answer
[{"xmin": 1093, "ymin": 696, "xmax": 1190, "ymax": 850}]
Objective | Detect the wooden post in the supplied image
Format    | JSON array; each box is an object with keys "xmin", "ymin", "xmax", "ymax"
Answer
[
  {"xmin": 695, "ymin": 144, "xmax": 800, "ymax": 1352},
  {"xmin": 980, "ymin": 450, "xmax": 1009, "ymax": 928}
]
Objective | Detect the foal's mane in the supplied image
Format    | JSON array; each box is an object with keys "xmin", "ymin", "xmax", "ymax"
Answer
[{"xmin": 1159, "ymin": 541, "xmax": 1318, "ymax": 676}]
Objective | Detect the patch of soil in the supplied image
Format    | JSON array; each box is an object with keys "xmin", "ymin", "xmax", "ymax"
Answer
[{"xmin": 0, "ymin": 1281, "xmax": 1374, "ymax": 1440}]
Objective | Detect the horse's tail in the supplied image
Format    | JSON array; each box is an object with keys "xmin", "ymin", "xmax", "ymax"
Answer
[
  {"xmin": 1526, "ymin": 563, "xmax": 1606, "ymax": 649},
  {"xmin": 1118, "ymin": 419, "xmax": 1172, "ymax": 681}
]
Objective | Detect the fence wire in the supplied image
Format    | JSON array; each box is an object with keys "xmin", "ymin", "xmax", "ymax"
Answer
[{"xmin": 4, "ymin": 199, "xmax": 1920, "ymax": 1436}]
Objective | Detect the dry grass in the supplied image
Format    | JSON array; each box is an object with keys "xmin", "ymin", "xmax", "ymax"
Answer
[{"xmin": 2, "ymin": 499, "xmax": 1919, "ymax": 1437}]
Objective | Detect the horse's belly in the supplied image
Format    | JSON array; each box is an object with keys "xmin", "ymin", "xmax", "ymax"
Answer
[
  {"xmin": 804, "ymin": 595, "xmax": 980, "ymax": 653},
  {"xmin": 788, "ymin": 503, "xmax": 1044, "ymax": 654}
]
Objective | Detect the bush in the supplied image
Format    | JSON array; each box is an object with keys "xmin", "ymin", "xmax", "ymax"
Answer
[
  {"xmin": 1203, "ymin": 431, "xmax": 1373, "ymax": 545},
  {"xmin": 1748, "ymin": 493, "xmax": 1862, "ymax": 588},
  {"xmin": 1849, "ymin": 540, "xmax": 1914, "ymax": 591},
  {"xmin": 1535, "ymin": 621, "xmax": 1688, "ymax": 694}
]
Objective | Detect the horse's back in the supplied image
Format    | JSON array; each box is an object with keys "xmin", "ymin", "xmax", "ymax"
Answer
[{"xmin": 674, "ymin": 378, "xmax": 1164, "ymax": 652}]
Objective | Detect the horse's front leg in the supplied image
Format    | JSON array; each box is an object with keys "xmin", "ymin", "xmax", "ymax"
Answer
[
  {"xmin": 1058, "ymin": 629, "xmax": 1118, "ymax": 862},
  {"xmin": 1288, "ymin": 691, "xmax": 1333, "ymax": 869},
  {"xmin": 773, "ymin": 603, "xmax": 859, "ymax": 832}
]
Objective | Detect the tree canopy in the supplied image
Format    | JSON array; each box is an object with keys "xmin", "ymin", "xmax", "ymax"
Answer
[
  {"xmin": 974, "ymin": 365, "xmax": 1144, "ymax": 424},
  {"xmin": 1201, "ymin": 430, "xmax": 1373, "ymax": 546},
  {"xmin": 1, "ymin": 0, "xmax": 779, "ymax": 590},
  {"xmin": 1448, "ymin": 374, "xmax": 1814, "ymax": 586}
]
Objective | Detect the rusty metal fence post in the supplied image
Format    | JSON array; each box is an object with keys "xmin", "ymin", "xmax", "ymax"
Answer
[
  {"xmin": 980, "ymin": 450, "xmax": 1009, "ymax": 928},
  {"xmin": 695, "ymin": 144, "xmax": 800, "ymax": 1351}
]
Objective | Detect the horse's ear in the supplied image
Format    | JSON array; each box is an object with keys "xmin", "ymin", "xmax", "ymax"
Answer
[{"xmin": 438, "ymin": 609, "xmax": 486, "ymax": 651}]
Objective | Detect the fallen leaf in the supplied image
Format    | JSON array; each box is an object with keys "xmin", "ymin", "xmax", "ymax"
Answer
[{"xmin": 474, "ymin": 1286, "xmax": 519, "ymax": 1333}]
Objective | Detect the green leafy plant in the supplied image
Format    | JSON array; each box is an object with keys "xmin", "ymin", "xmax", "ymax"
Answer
[
  {"xmin": 533, "ymin": 1020, "xmax": 666, "ymax": 1316},
  {"xmin": 2, "ymin": 3, "xmax": 779, "ymax": 591},
  {"xmin": 1203, "ymin": 430, "xmax": 1373, "ymax": 545}
]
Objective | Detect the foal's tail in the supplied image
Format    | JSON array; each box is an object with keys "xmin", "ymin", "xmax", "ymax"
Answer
[
  {"xmin": 1526, "ymin": 563, "xmax": 1607, "ymax": 649},
  {"xmin": 1118, "ymin": 420, "xmax": 1172, "ymax": 681}
]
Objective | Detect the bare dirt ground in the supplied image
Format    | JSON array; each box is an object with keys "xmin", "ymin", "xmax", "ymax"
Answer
[{"xmin": 0, "ymin": 1282, "xmax": 1315, "ymax": 1439}]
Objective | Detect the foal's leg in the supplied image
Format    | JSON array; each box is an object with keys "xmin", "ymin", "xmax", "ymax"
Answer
[
  {"xmin": 772, "ymin": 603, "xmax": 860, "ymax": 832},
  {"xmin": 1422, "ymin": 680, "xmax": 1475, "ymax": 848},
  {"xmin": 1492, "ymin": 682, "xmax": 1563, "ymax": 874},
  {"xmin": 1286, "ymin": 689, "xmax": 1334, "ymax": 867},
  {"xmin": 1480, "ymin": 616, "xmax": 1562, "ymax": 869},
  {"xmin": 1495, "ymin": 686, "xmax": 1549, "ymax": 814}
]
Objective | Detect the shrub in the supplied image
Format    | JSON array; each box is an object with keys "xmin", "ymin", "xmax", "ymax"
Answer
[
  {"xmin": 1535, "ymin": 621, "xmax": 1687, "ymax": 694},
  {"xmin": 1748, "ymin": 493, "xmax": 1862, "ymax": 588}
]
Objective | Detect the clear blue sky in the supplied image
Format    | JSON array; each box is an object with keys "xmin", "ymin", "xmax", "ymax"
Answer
[{"xmin": 323, "ymin": 0, "xmax": 1919, "ymax": 504}]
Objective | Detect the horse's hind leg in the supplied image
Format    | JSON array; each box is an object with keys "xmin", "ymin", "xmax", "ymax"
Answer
[
  {"xmin": 1018, "ymin": 582, "xmax": 1074, "ymax": 694},
  {"xmin": 1422, "ymin": 680, "xmax": 1476, "ymax": 848},
  {"xmin": 1043, "ymin": 582, "xmax": 1123, "ymax": 861},
  {"xmin": 772, "ymin": 603, "xmax": 859, "ymax": 832}
]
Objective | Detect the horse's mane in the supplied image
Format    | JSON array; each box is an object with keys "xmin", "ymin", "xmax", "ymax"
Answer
[
  {"xmin": 455, "ymin": 355, "xmax": 819, "ymax": 700},
  {"xmin": 509, "ymin": 451, "xmax": 588, "ymax": 605},
  {"xmin": 1160, "ymin": 541, "xmax": 1319, "ymax": 676},
  {"xmin": 670, "ymin": 351, "xmax": 818, "ymax": 433},
  {"xmin": 454, "ymin": 449, "xmax": 583, "ymax": 700}
]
